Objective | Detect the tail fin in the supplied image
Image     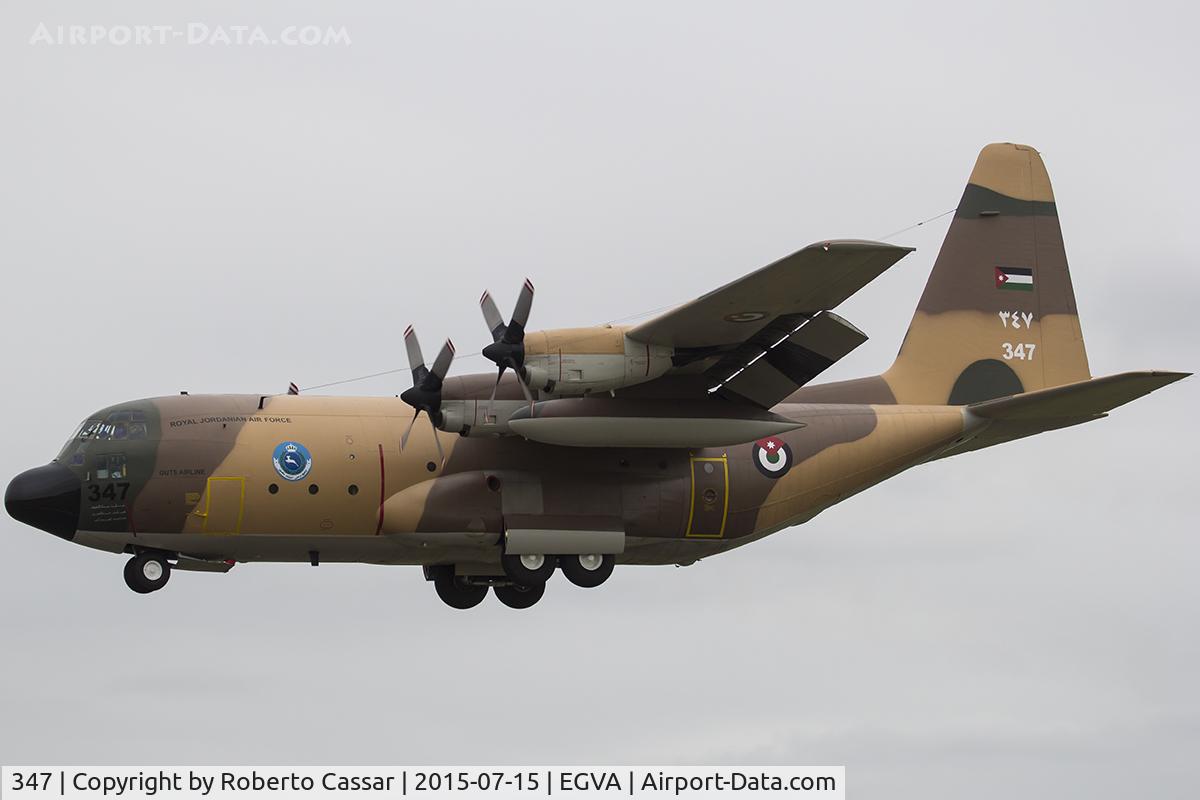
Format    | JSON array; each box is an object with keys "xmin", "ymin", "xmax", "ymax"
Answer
[{"xmin": 882, "ymin": 143, "xmax": 1091, "ymax": 405}]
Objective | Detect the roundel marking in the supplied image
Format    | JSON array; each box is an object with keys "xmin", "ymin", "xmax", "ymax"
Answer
[
  {"xmin": 724, "ymin": 311, "xmax": 767, "ymax": 323},
  {"xmin": 752, "ymin": 436, "xmax": 793, "ymax": 479},
  {"xmin": 272, "ymin": 441, "xmax": 313, "ymax": 482}
]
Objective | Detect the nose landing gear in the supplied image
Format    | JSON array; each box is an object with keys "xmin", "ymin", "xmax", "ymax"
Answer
[{"xmin": 123, "ymin": 552, "xmax": 171, "ymax": 594}]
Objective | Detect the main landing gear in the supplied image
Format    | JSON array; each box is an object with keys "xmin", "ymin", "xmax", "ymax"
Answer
[
  {"xmin": 501, "ymin": 552, "xmax": 557, "ymax": 585},
  {"xmin": 427, "ymin": 552, "xmax": 616, "ymax": 609},
  {"xmin": 493, "ymin": 582, "xmax": 545, "ymax": 609},
  {"xmin": 123, "ymin": 552, "xmax": 171, "ymax": 594},
  {"xmin": 559, "ymin": 553, "xmax": 615, "ymax": 588},
  {"xmin": 432, "ymin": 569, "xmax": 489, "ymax": 609}
]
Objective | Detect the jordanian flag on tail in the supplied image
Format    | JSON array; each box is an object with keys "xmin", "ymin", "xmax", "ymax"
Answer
[{"xmin": 995, "ymin": 266, "xmax": 1034, "ymax": 291}]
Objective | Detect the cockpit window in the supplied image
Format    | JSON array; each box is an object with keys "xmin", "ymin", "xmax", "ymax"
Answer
[
  {"xmin": 77, "ymin": 410, "xmax": 147, "ymax": 441},
  {"xmin": 77, "ymin": 420, "xmax": 107, "ymax": 440}
]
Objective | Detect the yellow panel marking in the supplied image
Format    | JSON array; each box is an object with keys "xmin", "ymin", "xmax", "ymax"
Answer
[
  {"xmin": 686, "ymin": 454, "xmax": 729, "ymax": 538},
  {"xmin": 202, "ymin": 476, "xmax": 245, "ymax": 535}
]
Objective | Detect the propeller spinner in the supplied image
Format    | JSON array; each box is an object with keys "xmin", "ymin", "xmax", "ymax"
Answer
[
  {"xmin": 399, "ymin": 326, "xmax": 455, "ymax": 464},
  {"xmin": 479, "ymin": 279, "xmax": 536, "ymax": 412}
]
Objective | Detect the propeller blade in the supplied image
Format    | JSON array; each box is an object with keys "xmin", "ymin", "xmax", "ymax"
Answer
[
  {"xmin": 517, "ymin": 374, "xmax": 533, "ymax": 404},
  {"xmin": 403, "ymin": 325, "xmax": 425, "ymax": 376},
  {"xmin": 480, "ymin": 292, "xmax": 505, "ymax": 342},
  {"xmin": 428, "ymin": 415, "xmax": 445, "ymax": 466},
  {"xmin": 485, "ymin": 367, "xmax": 504, "ymax": 421},
  {"xmin": 430, "ymin": 339, "xmax": 455, "ymax": 383},
  {"xmin": 400, "ymin": 409, "xmax": 420, "ymax": 451},
  {"xmin": 508, "ymin": 278, "xmax": 535, "ymax": 337}
]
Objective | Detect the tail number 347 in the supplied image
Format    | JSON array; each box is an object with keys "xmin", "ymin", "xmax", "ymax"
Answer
[{"xmin": 1002, "ymin": 342, "xmax": 1037, "ymax": 361}]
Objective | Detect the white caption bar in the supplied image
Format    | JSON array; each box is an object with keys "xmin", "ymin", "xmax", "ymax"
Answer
[{"xmin": 2, "ymin": 768, "xmax": 843, "ymax": 800}]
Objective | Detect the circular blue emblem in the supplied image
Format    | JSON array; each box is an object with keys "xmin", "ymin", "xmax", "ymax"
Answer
[{"xmin": 272, "ymin": 441, "xmax": 313, "ymax": 481}]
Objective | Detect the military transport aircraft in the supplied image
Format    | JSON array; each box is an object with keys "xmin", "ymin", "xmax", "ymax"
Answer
[{"xmin": 5, "ymin": 143, "xmax": 1188, "ymax": 609}]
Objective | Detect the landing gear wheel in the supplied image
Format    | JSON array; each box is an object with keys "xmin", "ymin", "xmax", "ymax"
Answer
[
  {"xmin": 433, "ymin": 570, "xmax": 488, "ymax": 609},
  {"xmin": 501, "ymin": 552, "xmax": 557, "ymax": 586},
  {"xmin": 560, "ymin": 553, "xmax": 614, "ymax": 588},
  {"xmin": 124, "ymin": 553, "xmax": 171, "ymax": 594},
  {"xmin": 493, "ymin": 581, "xmax": 545, "ymax": 609}
]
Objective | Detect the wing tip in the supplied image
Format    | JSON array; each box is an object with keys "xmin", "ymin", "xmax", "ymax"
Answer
[{"xmin": 809, "ymin": 238, "xmax": 915, "ymax": 254}]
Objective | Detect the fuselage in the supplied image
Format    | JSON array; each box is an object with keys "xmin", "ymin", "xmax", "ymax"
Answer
[
  {"xmin": 6, "ymin": 142, "xmax": 1182, "ymax": 609},
  {"xmin": 9, "ymin": 387, "xmax": 970, "ymax": 570}
]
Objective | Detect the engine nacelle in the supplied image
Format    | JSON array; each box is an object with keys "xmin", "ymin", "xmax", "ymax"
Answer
[{"xmin": 523, "ymin": 326, "xmax": 672, "ymax": 395}]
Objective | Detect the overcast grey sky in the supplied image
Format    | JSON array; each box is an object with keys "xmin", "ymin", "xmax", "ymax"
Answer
[{"xmin": 1, "ymin": 1, "xmax": 1197, "ymax": 797}]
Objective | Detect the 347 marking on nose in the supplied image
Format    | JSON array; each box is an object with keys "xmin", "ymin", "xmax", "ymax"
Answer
[{"xmin": 86, "ymin": 482, "xmax": 130, "ymax": 502}]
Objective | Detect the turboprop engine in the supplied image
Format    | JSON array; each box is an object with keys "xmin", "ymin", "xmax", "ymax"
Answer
[
  {"xmin": 521, "ymin": 325, "xmax": 674, "ymax": 395},
  {"xmin": 479, "ymin": 281, "xmax": 673, "ymax": 400}
]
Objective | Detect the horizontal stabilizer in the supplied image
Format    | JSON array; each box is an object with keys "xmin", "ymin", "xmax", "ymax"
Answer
[
  {"xmin": 968, "ymin": 370, "xmax": 1189, "ymax": 421},
  {"xmin": 940, "ymin": 370, "xmax": 1189, "ymax": 458}
]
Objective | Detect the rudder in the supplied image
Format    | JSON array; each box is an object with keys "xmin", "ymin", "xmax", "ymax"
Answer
[{"xmin": 882, "ymin": 143, "xmax": 1090, "ymax": 405}]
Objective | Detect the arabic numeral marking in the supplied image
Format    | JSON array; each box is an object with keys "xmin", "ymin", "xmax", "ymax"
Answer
[{"xmin": 1002, "ymin": 342, "xmax": 1037, "ymax": 361}]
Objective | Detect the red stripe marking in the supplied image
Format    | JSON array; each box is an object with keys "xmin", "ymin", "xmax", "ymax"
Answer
[{"xmin": 375, "ymin": 443, "xmax": 386, "ymax": 535}]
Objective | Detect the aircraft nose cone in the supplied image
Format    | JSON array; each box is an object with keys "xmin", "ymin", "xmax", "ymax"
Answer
[{"xmin": 5, "ymin": 463, "xmax": 80, "ymax": 540}]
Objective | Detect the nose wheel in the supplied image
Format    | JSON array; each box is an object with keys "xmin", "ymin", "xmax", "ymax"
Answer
[{"xmin": 123, "ymin": 553, "xmax": 171, "ymax": 594}]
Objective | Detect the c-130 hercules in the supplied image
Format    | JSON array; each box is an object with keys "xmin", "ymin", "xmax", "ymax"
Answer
[{"xmin": 5, "ymin": 143, "xmax": 1188, "ymax": 609}]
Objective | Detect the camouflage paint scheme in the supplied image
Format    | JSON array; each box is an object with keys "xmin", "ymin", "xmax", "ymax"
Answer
[
  {"xmin": 60, "ymin": 391, "xmax": 965, "ymax": 571},
  {"xmin": 20, "ymin": 144, "xmax": 1188, "ymax": 579}
]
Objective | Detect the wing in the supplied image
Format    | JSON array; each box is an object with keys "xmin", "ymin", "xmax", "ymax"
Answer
[{"xmin": 627, "ymin": 239, "xmax": 912, "ymax": 348}]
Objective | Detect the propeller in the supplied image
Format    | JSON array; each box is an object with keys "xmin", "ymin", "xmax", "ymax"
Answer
[
  {"xmin": 479, "ymin": 280, "xmax": 536, "ymax": 415},
  {"xmin": 399, "ymin": 325, "xmax": 455, "ymax": 464}
]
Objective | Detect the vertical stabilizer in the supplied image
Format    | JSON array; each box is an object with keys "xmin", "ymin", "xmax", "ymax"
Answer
[{"xmin": 882, "ymin": 143, "xmax": 1090, "ymax": 404}]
